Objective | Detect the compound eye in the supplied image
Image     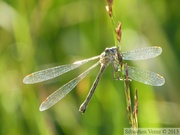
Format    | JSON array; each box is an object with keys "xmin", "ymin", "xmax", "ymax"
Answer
[{"xmin": 105, "ymin": 48, "xmax": 110, "ymax": 53}]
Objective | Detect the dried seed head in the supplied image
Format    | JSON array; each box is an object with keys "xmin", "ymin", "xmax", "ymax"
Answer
[
  {"xmin": 106, "ymin": 5, "xmax": 112, "ymax": 17},
  {"xmin": 135, "ymin": 89, "xmax": 138, "ymax": 114},
  {"xmin": 106, "ymin": 0, "xmax": 113, "ymax": 6},
  {"xmin": 115, "ymin": 22, "xmax": 122, "ymax": 43},
  {"xmin": 106, "ymin": 0, "xmax": 113, "ymax": 17}
]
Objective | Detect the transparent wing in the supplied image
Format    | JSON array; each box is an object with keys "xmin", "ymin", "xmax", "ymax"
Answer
[
  {"xmin": 122, "ymin": 46, "xmax": 162, "ymax": 60},
  {"xmin": 39, "ymin": 61, "xmax": 100, "ymax": 111},
  {"xmin": 126, "ymin": 66, "xmax": 165, "ymax": 86},
  {"xmin": 23, "ymin": 55, "xmax": 100, "ymax": 84}
]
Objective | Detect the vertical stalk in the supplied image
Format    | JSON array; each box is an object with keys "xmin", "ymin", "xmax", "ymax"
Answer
[{"xmin": 105, "ymin": 0, "xmax": 138, "ymax": 131}]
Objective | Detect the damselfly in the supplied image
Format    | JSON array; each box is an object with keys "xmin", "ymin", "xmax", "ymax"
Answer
[{"xmin": 23, "ymin": 46, "xmax": 165, "ymax": 113}]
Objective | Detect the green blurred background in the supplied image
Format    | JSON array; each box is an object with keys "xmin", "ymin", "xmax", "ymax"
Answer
[{"xmin": 0, "ymin": 0, "xmax": 180, "ymax": 134}]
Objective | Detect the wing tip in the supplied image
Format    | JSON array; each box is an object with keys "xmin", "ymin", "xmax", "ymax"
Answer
[
  {"xmin": 153, "ymin": 74, "xmax": 165, "ymax": 86},
  {"xmin": 39, "ymin": 106, "xmax": 46, "ymax": 112},
  {"xmin": 39, "ymin": 98, "xmax": 50, "ymax": 111},
  {"xmin": 155, "ymin": 46, "xmax": 162, "ymax": 54},
  {"xmin": 39, "ymin": 103, "xmax": 47, "ymax": 112},
  {"xmin": 23, "ymin": 74, "xmax": 32, "ymax": 84},
  {"xmin": 158, "ymin": 75, "xmax": 165, "ymax": 86}
]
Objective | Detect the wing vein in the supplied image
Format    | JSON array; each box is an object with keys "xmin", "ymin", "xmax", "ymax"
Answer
[{"xmin": 39, "ymin": 61, "xmax": 100, "ymax": 111}]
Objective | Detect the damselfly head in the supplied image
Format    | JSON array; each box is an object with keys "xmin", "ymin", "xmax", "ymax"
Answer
[{"xmin": 100, "ymin": 46, "xmax": 118, "ymax": 64}]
